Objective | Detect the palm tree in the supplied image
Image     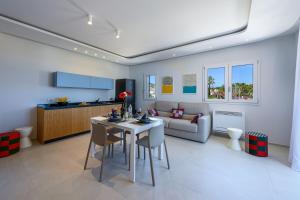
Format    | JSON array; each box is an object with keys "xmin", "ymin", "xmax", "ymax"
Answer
[{"xmin": 208, "ymin": 76, "xmax": 215, "ymax": 96}]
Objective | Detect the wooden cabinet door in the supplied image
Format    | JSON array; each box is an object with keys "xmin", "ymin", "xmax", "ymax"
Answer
[
  {"xmin": 72, "ymin": 107, "xmax": 91, "ymax": 133},
  {"xmin": 90, "ymin": 106, "xmax": 102, "ymax": 118},
  {"xmin": 43, "ymin": 109, "xmax": 73, "ymax": 140}
]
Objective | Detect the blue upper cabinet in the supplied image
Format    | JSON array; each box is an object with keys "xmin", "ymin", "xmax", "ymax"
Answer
[
  {"xmin": 90, "ymin": 77, "xmax": 113, "ymax": 90},
  {"xmin": 53, "ymin": 72, "xmax": 114, "ymax": 90}
]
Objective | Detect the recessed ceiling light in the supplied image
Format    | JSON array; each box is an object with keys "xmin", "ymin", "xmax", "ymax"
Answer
[
  {"xmin": 115, "ymin": 30, "xmax": 120, "ymax": 39},
  {"xmin": 102, "ymin": 55, "xmax": 106, "ymax": 59},
  {"xmin": 245, "ymin": 38, "xmax": 249, "ymax": 42},
  {"xmin": 172, "ymin": 53, "xmax": 176, "ymax": 57},
  {"xmin": 94, "ymin": 53, "xmax": 98, "ymax": 56},
  {"xmin": 84, "ymin": 50, "xmax": 88, "ymax": 54},
  {"xmin": 87, "ymin": 14, "xmax": 93, "ymax": 25},
  {"xmin": 115, "ymin": 60, "xmax": 119, "ymax": 63},
  {"xmin": 209, "ymin": 46, "xmax": 213, "ymax": 49},
  {"xmin": 73, "ymin": 47, "xmax": 78, "ymax": 51}
]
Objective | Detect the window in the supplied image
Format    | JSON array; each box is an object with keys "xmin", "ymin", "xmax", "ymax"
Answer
[
  {"xmin": 204, "ymin": 61, "xmax": 258, "ymax": 103},
  {"xmin": 144, "ymin": 75, "xmax": 156, "ymax": 100},
  {"xmin": 206, "ymin": 67, "xmax": 226, "ymax": 100},
  {"xmin": 230, "ymin": 64, "xmax": 255, "ymax": 101}
]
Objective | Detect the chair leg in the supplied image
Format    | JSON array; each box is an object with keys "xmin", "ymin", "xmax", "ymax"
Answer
[
  {"xmin": 128, "ymin": 144, "xmax": 131, "ymax": 171},
  {"xmin": 99, "ymin": 145, "xmax": 107, "ymax": 182},
  {"xmin": 148, "ymin": 146, "xmax": 155, "ymax": 186},
  {"xmin": 164, "ymin": 140, "xmax": 170, "ymax": 170},
  {"xmin": 84, "ymin": 136, "xmax": 93, "ymax": 170},
  {"xmin": 144, "ymin": 147, "xmax": 146, "ymax": 160},
  {"xmin": 123, "ymin": 131, "xmax": 126, "ymax": 153},
  {"xmin": 137, "ymin": 134, "xmax": 140, "ymax": 159},
  {"xmin": 124, "ymin": 135, "xmax": 127, "ymax": 164},
  {"xmin": 108, "ymin": 144, "xmax": 111, "ymax": 158}
]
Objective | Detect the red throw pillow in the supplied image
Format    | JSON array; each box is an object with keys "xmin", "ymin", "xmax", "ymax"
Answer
[
  {"xmin": 191, "ymin": 113, "xmax": 204, "ymax": 124},
  {"xmin": 148, "ymin": 108, "xmax": 159, "ymax": 116},
  {"xmin": 170, "ymin": 108, "xmax": 184, "ymax": 119}
]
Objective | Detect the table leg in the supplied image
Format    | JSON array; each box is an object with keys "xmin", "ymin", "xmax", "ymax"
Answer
[{"xmin": 130, "ymin": 130, "xmax": 136, "ymax": 182}]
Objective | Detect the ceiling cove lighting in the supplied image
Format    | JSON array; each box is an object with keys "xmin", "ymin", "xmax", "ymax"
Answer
[{"xmin": 87, "ymin": 14, "xmax": 93, "ymax": 25}]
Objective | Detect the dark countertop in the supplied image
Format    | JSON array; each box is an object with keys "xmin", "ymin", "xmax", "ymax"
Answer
[{"xmin": 37, "ymin": 101, "xmax": 122, "ymax": 110}]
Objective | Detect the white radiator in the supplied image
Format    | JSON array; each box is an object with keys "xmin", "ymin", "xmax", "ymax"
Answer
[{"xmin": 213, "ymin": 110, "xmax": 245, "ymax": 133}]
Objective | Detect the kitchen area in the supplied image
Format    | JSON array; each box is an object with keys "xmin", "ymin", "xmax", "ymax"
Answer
[{"xmin": 37, "ymin": 71, "xmax": 135, "ymax": 144}]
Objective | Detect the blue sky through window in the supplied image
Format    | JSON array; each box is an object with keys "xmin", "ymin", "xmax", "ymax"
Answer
[
  {"xmin": 208, "ymin": 67, "xmax": 225, "ymax": 87},
  {"xmin": 232, "ymin": 64, "xmax": 253, "ymax": 84},
  {"xmin": 149, "ymin": 75, "xmax": 155, "ymax": 84}
]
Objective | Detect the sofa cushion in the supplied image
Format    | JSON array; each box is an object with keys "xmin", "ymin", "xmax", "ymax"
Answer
[
  {"xmin": 155, "ymin": 101, "xmax": 178, "ymax": 112},
  {"xmin": 182, "ymin": 114, "xmax": 197, "ymax": 120},
  {"xmin": 156, "ymin": 116, "xmax": 172, "ymax": 128},
  {"xmin": 158, "ymin": 111, "xmax": 171, "ymax": 117},
  {"xmin": 170, "ymin": 108, "xmax": 184, "ymax": 119},
  {"xmin": 169, "ymin": 119, "xmax": 198, "ymax": 133},
  {"xmin": 178, "ymin": 102, "xmax": 209, "ymax": 115},
  {"xmin": 148, "ymin": 108, "xmax": 159, "ymax": 116}
]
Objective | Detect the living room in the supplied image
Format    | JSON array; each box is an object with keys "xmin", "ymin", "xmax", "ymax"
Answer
[{"xmin": 1, "ymin": 0, "xmax": 300, "ymax": 200}]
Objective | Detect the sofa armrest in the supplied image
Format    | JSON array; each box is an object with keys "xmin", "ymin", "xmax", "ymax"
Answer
[{"xmin": 197, "ymin": 115, "xmax": 211, "ymax": 143}]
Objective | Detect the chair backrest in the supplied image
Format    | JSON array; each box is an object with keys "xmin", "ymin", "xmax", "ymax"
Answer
[
  {"xmin": 91, "ymin": 123, "xmax": 107, "ymax": 146},
  {"xmin": 149, "ymin": 124, "xmax": 165, "ymax": 147}
]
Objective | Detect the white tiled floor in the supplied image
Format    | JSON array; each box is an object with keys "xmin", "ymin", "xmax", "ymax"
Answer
[{"xmin": 1, "ymin": 134, "xmax": 300, "ymax": 200}]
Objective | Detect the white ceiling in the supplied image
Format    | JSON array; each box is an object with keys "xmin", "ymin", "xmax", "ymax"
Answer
[{"xmin": 0, "ymin": 0, "xmax": 299, "ymax": 65}]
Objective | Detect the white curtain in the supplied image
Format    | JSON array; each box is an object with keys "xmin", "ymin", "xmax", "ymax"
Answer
[{"xmin": 289, "ymin": 27, "xmax": 300, "ymax": 171}]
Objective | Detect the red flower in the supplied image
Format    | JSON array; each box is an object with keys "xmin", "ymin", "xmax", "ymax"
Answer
[{"xmin": 118, "ymin": 91, "xmax": 132, "ymax": 100}]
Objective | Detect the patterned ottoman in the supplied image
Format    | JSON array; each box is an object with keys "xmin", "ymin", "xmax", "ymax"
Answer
[
  {"xmin": 0, "ymin": 131, "xmax": 21, "ymax": 158},
  {"xmin": 245, "ymin": 132, "xmax": 268, "ymax": 157}
]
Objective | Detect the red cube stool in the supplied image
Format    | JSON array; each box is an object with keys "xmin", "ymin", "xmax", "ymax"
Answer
[
  {"xmin": 0, "ymin": 131, "xmax": 21, "ymax": 158},
  {"xmin": 245, "ymin": 132, "xmax": 268, "ymax": 157}
]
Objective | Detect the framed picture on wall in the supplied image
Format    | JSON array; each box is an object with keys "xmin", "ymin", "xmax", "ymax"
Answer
[
  {"xmin": 161, "ymin": 76, "xmax": 173, "ymax": 94},
  {"xmin": 182, "ymin": 74, "xmax": 197, "ymax": 94}
]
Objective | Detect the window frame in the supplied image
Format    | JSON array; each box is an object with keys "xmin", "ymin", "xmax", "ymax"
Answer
[
  {"xmin": 228, "ymin": 61, "xmax": 259, "ymax": 103},
  {"xmin": 144, "ymin": 74, "xmax": 157, "ymax": 100},
  {"xmin": 204, "ymin": 64, "xmax": 229, "ymax": 102},
  {"xmin": 203, "ymin": 60, "xmax": 260, "ymax": 104}
]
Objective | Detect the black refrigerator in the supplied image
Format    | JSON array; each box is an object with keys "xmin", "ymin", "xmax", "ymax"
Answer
[{"xmin": 115, "ymin": 79, "xmax": 135, "ymax": 113}]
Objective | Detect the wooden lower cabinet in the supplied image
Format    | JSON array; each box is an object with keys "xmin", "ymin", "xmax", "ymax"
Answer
[{"xmin": 37, "ymin": 104, "xmax": 122, "ymax": 144}]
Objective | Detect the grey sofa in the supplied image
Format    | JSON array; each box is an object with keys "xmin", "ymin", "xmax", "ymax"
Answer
[{"xmin": 150, "ymin": 101, "xmax": 211, "ymax": 143}]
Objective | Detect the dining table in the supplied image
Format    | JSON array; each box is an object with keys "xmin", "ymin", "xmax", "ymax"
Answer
[{"xmin": 90, "ymin": 116, "xmax": 164, "ymax": 182}]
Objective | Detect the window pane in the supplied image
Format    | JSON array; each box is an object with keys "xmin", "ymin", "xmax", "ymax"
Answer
[
  {"xmin": 231, "ymin": 64, "xmax": 253, "ymax": 100},
  {"xmin": 207, "ymin": 67, "xmax": 225, "ymax": 99},
  {"xmin": 148, "ymin": 75, "xmax": 156, "ymax": 99}
]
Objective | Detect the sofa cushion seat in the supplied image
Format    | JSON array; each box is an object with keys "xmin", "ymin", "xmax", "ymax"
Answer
[
  {"xmin": 168, "ymin": 119, "xmax": 198, "ymax": 133},
  {"xmin": 155, "ymin": 116, "xmax": 172, "ymax": 128}
]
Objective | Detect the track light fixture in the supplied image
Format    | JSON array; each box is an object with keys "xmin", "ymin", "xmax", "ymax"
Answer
[{"xmin": 87, "ymin": 14, "xmax": 93, "ymax": 25}]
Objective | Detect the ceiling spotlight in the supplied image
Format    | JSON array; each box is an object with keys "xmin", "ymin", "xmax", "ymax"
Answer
[
  {"xmin": 87, "ymin": 14, "xmax": 93, "ymax": 25},
  {"xmin": 102, "ymin": 55, "xmax": 106, "ymax": 59},
  {"xmin": 245, "ymin": 38, "xmax": 249, "ymax": 42},
  {"xmin": 172, "ymin": 53, "xmax": 176, "ymax": 57},
  {"xmin": 94, "ymin": 53, "xmax": 98, "ymax": 56},
  {"xmin": 73, "ymin": 47, "xmax": 78, "ymax": 51},
  {"xmin": 115, "ymin": 30, "xmax": 120, "ymax": 39},
  {"xmin": 84, "ymin": 50, "xmax": 88, "ymax": 54}
]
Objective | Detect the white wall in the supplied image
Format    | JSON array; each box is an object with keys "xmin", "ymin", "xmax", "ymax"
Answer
[
  {"xmin": 130, "ymin": 34, "xmax": 298, "ymax": 146},
  {"xmin": 0, "ymin": 33, "xmax": 129, "ymax": 138}
]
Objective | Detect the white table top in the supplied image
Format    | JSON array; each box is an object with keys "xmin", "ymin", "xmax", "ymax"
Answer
[{"xmin": 90, "ymin": 117, "xmax": 163, "ymax": 134}]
